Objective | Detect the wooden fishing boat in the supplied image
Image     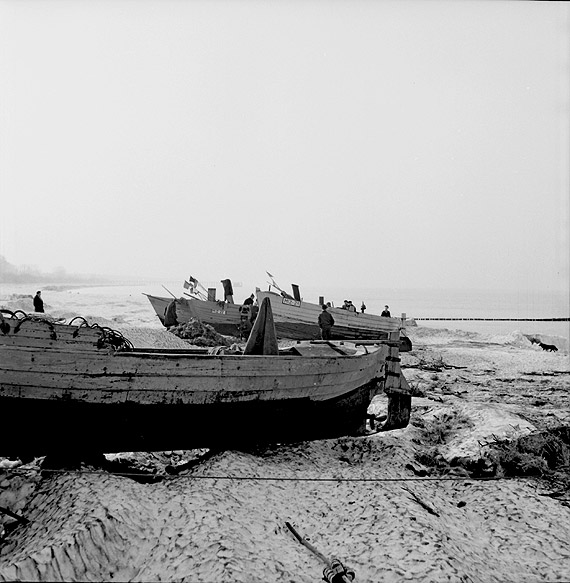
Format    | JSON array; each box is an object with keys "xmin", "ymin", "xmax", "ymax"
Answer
[
  {"xmin": 145, "ymin": 277, "xmax": 412, "ymax": 350},
  {"xmin": 144, "ymin": 292, "xmax": 245, "ymax": 337},
  {"xmin": 256, "ymin": 290, "xmax": 411, "ymax": 346},
  {"xmin": 0, "ymin": 301, "xmax": 410, "ymax": 459}
]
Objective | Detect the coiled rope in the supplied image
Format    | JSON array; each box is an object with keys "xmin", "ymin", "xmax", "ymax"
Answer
[
  {"xmin": 1, "ymin": 310, "xmax": 133, "ymax": 351},
  {"xmin": 13, "ymin": 315, "xmax": 57, "ymax": 340}
]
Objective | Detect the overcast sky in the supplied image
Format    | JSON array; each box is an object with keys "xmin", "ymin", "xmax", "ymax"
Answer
[{"xmin": 1, "ymin": 0, "xmax": 568, "ymax": 293}]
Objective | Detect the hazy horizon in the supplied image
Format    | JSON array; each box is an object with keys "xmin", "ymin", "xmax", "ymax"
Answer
[
  {"xmin": 1, "ymin": 1, "xmax": 568, "ymax": 295},
  {"xmin": 2, "ymin": 261, "xmax": 569, "ymax": 300}
]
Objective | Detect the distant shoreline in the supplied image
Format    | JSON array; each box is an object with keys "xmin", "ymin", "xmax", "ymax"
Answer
[{"xmin": 0, "ymin": 276, "xmax": 167, "ymax": 287}]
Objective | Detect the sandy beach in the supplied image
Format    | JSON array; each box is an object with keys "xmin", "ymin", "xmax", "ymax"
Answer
[{"xmin": 0, "ymin": 322, "xmax": 569, "ymax": 582}]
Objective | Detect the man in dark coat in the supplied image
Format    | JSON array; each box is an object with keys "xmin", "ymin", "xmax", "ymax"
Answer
[
  {"xmin": 381, "ymin": 305, "xmax": 391, "ymax": 317},
  {"xmin": 318, "ymin": 304, "xmax": 335, "ymax": 340},
  {"xmin": 163, "ymin": 300, "xmax": 178, "ymax": 327},
  {"xmin": 33, "ymin": 291, "xmax": 44, "ymax": 313}
]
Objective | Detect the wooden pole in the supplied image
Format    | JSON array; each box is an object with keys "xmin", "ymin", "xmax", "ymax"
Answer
[
  {"xmin": 285, "ymin": 522, "xmax": 354, "ymax": 583},
  {"xmin": 285, "ymin": 522, "xmax": 331, "ymax": 566}
]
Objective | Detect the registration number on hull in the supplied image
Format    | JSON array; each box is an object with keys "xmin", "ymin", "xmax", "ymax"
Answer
[{"xmin": 282, "ymin": 298, "xmax": 301, "ymax": 308}]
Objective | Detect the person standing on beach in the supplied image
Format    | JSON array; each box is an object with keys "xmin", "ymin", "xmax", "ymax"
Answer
[
  {"xmin": 381, "ymin": 305, "xmax": 391, "ymax": 317},
  {"xmin": 318, "ymin": 304, "xmax": 335, "ymax": 340},
  {"xmin": 33, "ymin": 291, "xmax": 44, "ymax": 313}
]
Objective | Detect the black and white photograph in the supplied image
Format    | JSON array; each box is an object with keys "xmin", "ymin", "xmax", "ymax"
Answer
[{"xmin": 0, "ymin": 1, "xmax": 569, "ymax": 581}]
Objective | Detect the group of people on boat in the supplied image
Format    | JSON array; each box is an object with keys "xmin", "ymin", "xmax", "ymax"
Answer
[
  {"xmin": 340, "ymin": 299, "xmax": 391, "ymax": 317},
  {"xmin": 339, "ymin": 299, "xmax": 374, "ymax": 314}
]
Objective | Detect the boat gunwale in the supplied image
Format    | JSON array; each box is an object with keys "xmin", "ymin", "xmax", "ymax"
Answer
[{"xmin": 0, "ymin": 343, "xmax": 384, "ymax": 363}]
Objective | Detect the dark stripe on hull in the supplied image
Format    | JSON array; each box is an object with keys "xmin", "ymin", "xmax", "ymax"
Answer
[
  {"xmin": 0, "ymin": 382, "xmax": 378, "ymax": 457},
  {"xmin": 272, "ymin": 322, "xmax": 390, "ymax": 342}
]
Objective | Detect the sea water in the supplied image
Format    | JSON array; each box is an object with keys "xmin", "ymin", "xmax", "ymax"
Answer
[
  {"xmin": 300, "ymin": 285, "xmax": 570, "ymax": 345},
  {"xmin": 1, "ymin": 281, "xmax": 568, "ymax": 351}
]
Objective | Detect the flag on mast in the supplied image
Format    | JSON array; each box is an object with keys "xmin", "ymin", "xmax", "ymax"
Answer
[
  {"xmin": 183, "ymin": 276, "xmax": 200, "ymax": 292},
  {"xmin": 266, "ymin": 271, "xmax": 287, "ymax": 295}
]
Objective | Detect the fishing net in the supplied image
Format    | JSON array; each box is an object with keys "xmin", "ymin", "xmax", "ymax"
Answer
[{"xmin": 168, "ymin": 318, "xmax": 231, "ymax": 347}]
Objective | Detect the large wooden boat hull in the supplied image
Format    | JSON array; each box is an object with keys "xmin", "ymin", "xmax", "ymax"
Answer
[
  {"xmin": 145, "ymin": 292, "xmax": 411, "ymax": 349},
  {"xmin": 144, "ymin": 293, "xmax": 244, "ymax": 336},
  {"xmin": 0, "ymin": 312, "xmax": 409, "ymax": 458},
  {"xmin": 256, "ymin": 291, "xmax": 404, "ymax": 342}
]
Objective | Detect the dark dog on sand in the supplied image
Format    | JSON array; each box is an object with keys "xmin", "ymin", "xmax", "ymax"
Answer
[{"xmin": 539, "ymin": 342, "xmax": 558, "ymax": 352}]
